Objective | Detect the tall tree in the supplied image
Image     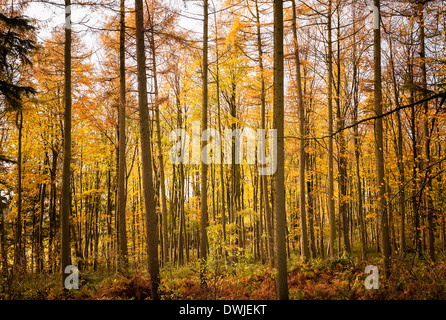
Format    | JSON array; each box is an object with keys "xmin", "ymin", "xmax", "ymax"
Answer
[
  {"xmin": 273, "ymin": 0, "xmax": 288, "ymax": 300},
  {"xmin": 200, "ymin": 0, "xmax": 209, "ymax": 290},
  {"xmin": 250, "ymin": 0, "xmax": 274, "ymax": 265},
  {"xmin": 334, "ymin": 8, "xmax": 351, "ymax": 254},
  {"xmin": 147, "ymin": 4, "xmax": 169, "ymax": 266},
  {"xmin": 327, "ymin": 0, "xmax": 336, "ymax": 257},
  {"xmin": 0, "ymin": 9, "xmax": 36, "ymax": 276},
  {"xmin": 418, "ymin": 1, "xmax": 435, "ymax": 261},
  {"xmin": 117, "ymin": 0, "xmax": 128, "ymax": 269},
  {"xmin": 291, "ymin": 0, "xmax": 309, "ymax": 262},
  {"xmin": 351, "ymin": 2, "xmax": 366, "ymax": 261},
  {"xmin": 61, "ymin": 0, "xmax": 72, "ymax": 286},
  {"xmin": 13, "ymin": 109, "xmax": 23, "ymax": 272},
  {"xmin": 373, "ymin": 0, "xmax": 391, "ymax": 277},
  {"xmin": 135, "ymin": 0, "xmax": 160, "ymax": 299}
]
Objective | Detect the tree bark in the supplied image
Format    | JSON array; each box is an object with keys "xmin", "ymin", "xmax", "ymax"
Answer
[
  {"xmin": 0, "ymin": 196, "xmax": 7, "ymax": 276},
  {"xmin": 335, "ymin": 12, "xmax": 351, "ymax": 254},
  {"xmin": 117, "ymin": 0, "xmax": 129, "ymax": 270},
  {"xmin": 327, "ymin": 0, "xmax": 336, "ymax": 257},
  {"xmin": 14, "ymin": 110, "xmax": 23, "ymax": 273},
  {"xmin": 273, "ymin": 0, "xmax": 288, "ymax": 300},
  {"xmin": 291, "ymin": 0, "xmax": 309, "ymax": 262},
  {"xmin": 61, "ymin": 0, "xmax": 72, "ymax": 286},
  {"xmin": 252, "ymin": 0, "xmax": 274, "ymax": 266},
  {"xmin": 146, "ymin": 3, "xmax": 169, "ymax": 267},
  {"xmin": 200, "ymin": 0, "xmax": 209, "ymax": 290},
  {"xmin": 373, "ymin": 0, "xmax": 391, "ymax": 277},
  {"xmin": 388, "ymin": 31, "xmax": 406, "ymax": 256},
  {"xmin": 419, "ymin": 4, "xmax": 435, "ymax": 261},
  {"xmin": 352, "ymin": 2, "xmax": 366, "ymax": 261},
  {"xmin": 135, "ymin": 0, "xmax": 160, "ymax": 299}
]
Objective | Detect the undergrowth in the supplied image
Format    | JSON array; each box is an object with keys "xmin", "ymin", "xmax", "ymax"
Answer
[{"xmin": 2, "ymin": 256, "xmax": 446, "ymax": 300}]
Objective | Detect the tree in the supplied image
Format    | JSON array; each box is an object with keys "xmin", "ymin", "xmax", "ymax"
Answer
[
  {"xmin": 273, "ymin": 0, "xmax": 288, "ymax": 300},
  {"xmin": 291, "ymin": 0, "xmax": 309, "ymax": 262},
  {"xmin": 0, "ymin": 11, "xmax": 36, "ymax": 275},
  {"xmin": 200, "ymin": 0, "xmax": 209, "ymax": 290},
  {"xmin": 146, "ymin": 1, "xmax": 169, "ymax": 266},
  {"xmin": 61, "ymin": 0, "xmax": 72, "ymax": 286},
  {"xmin": 135, "ymin": 0, "xmax": 160, "ymax": 299},
  {"xmin": 418, "ymin": 1, "xmax": 435, "ymax": 262},
  {"xmin": 117, "ymin": 0, "xmax": 129, "ymax": 269},
  {"xmin": 327, "ymin": 0, "xmax": 336, "ymax": 258},
  {"xmin": 0, "ymin": 13, "xmax": 36, "ymax": 111},
  {"xmin": 351, "ymin": 1, "xmax": 367, "ymax": 261},
  {"xmin": 373, "ymin": 0, "xmax": 391, "ymax": 277}
]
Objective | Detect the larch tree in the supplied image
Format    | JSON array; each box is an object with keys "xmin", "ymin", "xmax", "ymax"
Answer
[
  {"xmin": 117, "ymin": 0, "xmax": 129, "ymax": 270},
  {"xmin": 373, "ymin": 0, "xmax": 391, "ymax": 277},
  {"xmin": 418, "ymin": 1, "xmax": 435, "ymax": 262},
  {"xmin": 327, "ymin": 0, "xmax": 336, "ymax": 258},
  {"xmin": 273, "ymin": 0, "xmax": 288, "ymax": 300},
  {"xmin": 61, "ymin": 0, "xmax": 72, "ymax": 287},
  {"xmin": 135, "ymin": 0, "xmax": 160, "ymax": 299},
  {"xmin": 200, "ymin": 0, "xmax": 209, "ymax": 291},
  {"xmin": 291, "ymin": 0, "xmax": 309, "ymax": 262}
]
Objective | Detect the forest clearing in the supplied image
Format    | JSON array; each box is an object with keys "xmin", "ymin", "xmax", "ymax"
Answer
[{"xmin": 1, "ymin": 0, "xmax": 446, "ymax": 301}]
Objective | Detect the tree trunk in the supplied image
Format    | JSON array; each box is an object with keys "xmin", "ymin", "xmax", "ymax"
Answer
[
  {"xmin": 335, "ymin": 13, "xmax": 351, "ymax": 255},
  {"xmin": 253, "ymin": 0, "xmax": 273, "ymax": 266},
  {"xmin": 61, "ymin": 0, "xmax": 72, "ymax": 286},
  {"xmin": 327, "ymin": 0, "xmax": 336, "ymax": 257},
  {"xmin": 135, "ymin": 0, "xmax": 160, "ymax": 299},
  {"xmin": 273, "ymin": 0, "xmax": 288, "ymax": 300},
  {"xmin": 147, "ymin": 3, "xmax": 169, "ymax": 267},
  {"xmin": 373, "ymin": 0, "xmax": 391, "ymax": 277},
  {"xmin": 117, "ymin": 0, "xmax": 129, "ymax": 270},
  {"xmin": 200, "ymin": 0, "xmax": 209, "ymax": 290},
  {"xmin": 419, "ymin": 4, "xmax": 435, "ymax": 261},
  {"xmin": 291, "ymin": 0, "xmax": 309, "ymax": 262},
  {"xmin": 388, "ymin": 32, "xmax": 406, "ymax": 256},
  {"xmin": 213, "ymin": 16, "xmax": 226, "ymax": 259},
  {"xmin": 352, "ymin": 3, "xmax": 366, "ymax": 261},
  {"xmin": 0, "ymin": 190, "xmax": 8, "ymax": 277},
  {"xmin": 14, "ymin": 110, "xmax": 23, "ymax": 274}
]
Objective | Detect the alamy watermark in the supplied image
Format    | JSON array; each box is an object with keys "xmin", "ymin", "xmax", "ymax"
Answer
[
  {"xmin": 64, "ymin": 265, "xmax": 79, "ymax": 290},
  {"xmin": 169, "ymin": 121, "xmax": 277, "ymax": 175},
  {"xmin": 364, "ymin": 265, "xmax": 379, "ymax": 290}
]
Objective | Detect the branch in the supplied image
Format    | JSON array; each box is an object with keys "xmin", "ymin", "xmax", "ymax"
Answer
[{"xmin": 286, "ymin": 91, "xmax": 446, "ymax": 141}]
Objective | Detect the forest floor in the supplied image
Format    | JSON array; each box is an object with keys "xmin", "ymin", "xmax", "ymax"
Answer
[{"xmin": 3, "ymin": 253, "xmax": 446, "ymax": 300}]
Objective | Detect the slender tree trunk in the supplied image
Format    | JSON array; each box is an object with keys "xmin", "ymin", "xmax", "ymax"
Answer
[
  {"xmin": 14, "ymin": 110, "xmax": 23, "ymax": 273},
  {"xmin": 419, "ymin": 4, "xmax": 435, "ymax": 261},
  {"xmin": 291, "ymin": 0, "xmax": 309, "ymax": 262},
  {"xmin": 61, "ymin": 0, "xmax": 72, "ymax": 286},
  {"xmin": 147, "ymin": 4, "xmax": 169, "ymax": 267},
  {"xmin": 213, "ymin": 16, "xmax": 226, "ymax": 258},
  {"xmin": 273, "ymin": 0, "xmax": 288, "ymax": 300},
  {"xmin": 38, "ymin": 178, "xmax": 46, "ymax": 272},
  {"xmin": 49, "ymin": 147, "xmax": 57, "ymax": 272},
  {"xmin": 253, "ymin": 0, "xmax": 273, "ymax": 266},
  {"xmin": 407, "ymin": 43, "xmax": 422, "ymax": 255},
  {"xmin": 200, "ymin": 0, "xmax": 209, "ymax": 291},
  {"xmin": 388, "ymin": 32, "xmax": 406, "ymax": 256},
  {"xmin": 327, "ymin": 0, "xmax": 336, "ymax": 257},
  {"xmin": 0, "ymin": 196, "xmax": 8, "ymax": 276},
  {"xmin": 307, "ymin": 163, "xmax": 317, "ymax": 259},
  {"xmin": 335, "ymin": 12, "xmax": 351, "ymax": 254},
  {"xmin": 135, "ymin": 0, "xmax": 160, "ymax": 299},
  {"xmin": 352, "ymin": 3, "xmax": 366, "ymax": 261},
  {"xmin": 117, "ymin": 0, "xmax": 129, "ymax": 270},
  {"xmin": 373, "ymin": 0, "xmax": 391, "ymax": 277}
]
